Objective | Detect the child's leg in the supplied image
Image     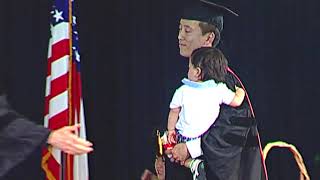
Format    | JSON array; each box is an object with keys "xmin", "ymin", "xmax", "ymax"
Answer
[
  {"xmin": 183, "ymin": 158, "xmax": 194, "ymax": 168},
  {"xmin": 184, "ymin": 158, "xmax": 207, "ymax": 180}
]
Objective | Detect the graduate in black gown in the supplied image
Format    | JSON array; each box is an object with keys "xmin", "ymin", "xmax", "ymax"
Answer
[
  {"xmin": 0, "ymin": 61, "xmax": 93, "ymax": 178},
  {"xmin": 163, "ymin": 0, "xmax": 268, "ymax": 179}
]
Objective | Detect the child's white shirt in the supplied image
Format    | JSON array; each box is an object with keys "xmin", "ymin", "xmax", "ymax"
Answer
[{"xmin": 170, "ymin": 78, "xmax": 235, "ymax": 158}]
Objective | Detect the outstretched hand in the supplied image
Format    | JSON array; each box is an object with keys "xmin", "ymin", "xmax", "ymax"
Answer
[
  {"xmin": 155, "ymin": 156, "xmax": 165, "ymax": 180},
  {"xmin": 140, "ymin": 157, "xmax": 165, "ymax": 180},
  {"xmin": 47, "ymin": 124, "xmax": 93, "ymax": 155}
]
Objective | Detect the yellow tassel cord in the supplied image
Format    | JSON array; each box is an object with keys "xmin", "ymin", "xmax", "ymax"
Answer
[{"xmin": 157, "ymin": 130, "xmax": 163, "ymax": 156}]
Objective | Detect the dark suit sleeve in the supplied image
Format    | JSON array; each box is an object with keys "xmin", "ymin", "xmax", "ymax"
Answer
[{"xmin": 0, "ymin": 94, "xmax": 50, "ymax": 178}]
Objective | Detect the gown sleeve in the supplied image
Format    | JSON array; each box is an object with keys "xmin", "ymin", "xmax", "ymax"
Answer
[{"xmin": 0, "ymin": 94, "xmax": 50, "ymax": 178}]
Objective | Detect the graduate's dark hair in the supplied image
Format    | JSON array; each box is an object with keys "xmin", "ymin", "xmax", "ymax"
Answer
[
  {"xmin": 190, "ymin": 47, "xmax": 228, "ymax": 83},
  {"xmin": 199, "ymin": 22, "xmax": 221, "ymax": 47}
]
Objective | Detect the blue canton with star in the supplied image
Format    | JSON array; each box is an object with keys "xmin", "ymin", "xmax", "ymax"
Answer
[{"xmin": 50, "ymin": 0, "xmax": 81, "ymax": 70}]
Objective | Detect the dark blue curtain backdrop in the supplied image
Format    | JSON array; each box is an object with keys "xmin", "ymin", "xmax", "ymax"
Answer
[{"xmin": 1, "ymin": 0, "xmax": 319, "ymax": 179}]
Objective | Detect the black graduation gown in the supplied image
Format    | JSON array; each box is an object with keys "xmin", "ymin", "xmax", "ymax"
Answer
[
  {"xmin": 202, "ymin": 70, "xmax": 267, "ymax": 180},
  {"xmin": 0, "ymin": 62, "xmax": 50, "ymax": 178}
]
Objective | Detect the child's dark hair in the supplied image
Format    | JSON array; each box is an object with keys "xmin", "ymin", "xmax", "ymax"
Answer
[{"xmin": 190, "ymin": 47, "xmax": 228, "ymax": 83}]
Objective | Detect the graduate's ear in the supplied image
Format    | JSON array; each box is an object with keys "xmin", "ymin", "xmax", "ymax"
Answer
[{"xmin": 203, "ymin": 32, "xmax": 215, "ymax": 47}]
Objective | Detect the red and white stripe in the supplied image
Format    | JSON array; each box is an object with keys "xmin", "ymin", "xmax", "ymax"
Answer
[{"xmin": 42, "ymin": 18, "xmax": 89, "ymax": 180}]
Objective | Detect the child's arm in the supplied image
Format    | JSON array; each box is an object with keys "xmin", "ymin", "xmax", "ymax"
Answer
[
  {"xmin": 167, "ymin": 107, "xmax": 180, "ymax": 131},
  {"xmin": 229, "ymin": 86, "xmax": 245, "ymax": 107},
  {"xmin": 167, "ymin": 107, "xmax": 180, "ymax": 143}
]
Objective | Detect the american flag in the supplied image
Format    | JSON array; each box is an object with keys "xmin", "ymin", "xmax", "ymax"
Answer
[{"xmin": 41, "ymin": 0, "xmax": 89, "ymax": 179}]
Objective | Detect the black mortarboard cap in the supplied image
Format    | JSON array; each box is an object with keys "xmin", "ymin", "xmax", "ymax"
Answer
[{"xmin": 181, "ymin": 0, "xmax": 238, "ymax": 32}]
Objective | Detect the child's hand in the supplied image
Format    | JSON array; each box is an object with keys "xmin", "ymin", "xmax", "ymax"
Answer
[{"xmin": 167, "ymin": 130, "xmax": 177, "ymax": 144}]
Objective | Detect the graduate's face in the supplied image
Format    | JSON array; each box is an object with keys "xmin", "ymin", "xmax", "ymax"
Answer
[{"xmin": 178, "ymin": 19, "xmax": 208, "ymax": 58}]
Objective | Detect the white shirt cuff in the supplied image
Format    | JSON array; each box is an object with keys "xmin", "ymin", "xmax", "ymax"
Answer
[{"xmin": 185, "ymin": 138, "xmax": 202, "ymax": 158}]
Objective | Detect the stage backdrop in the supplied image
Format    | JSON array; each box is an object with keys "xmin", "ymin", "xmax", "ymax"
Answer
[{"xmin": 1, "ymin": 0, "xmax": 319, "ymax": 179}]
